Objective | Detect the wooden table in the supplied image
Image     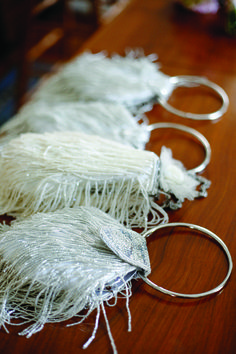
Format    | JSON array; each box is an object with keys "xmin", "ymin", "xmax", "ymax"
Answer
[{"xmin": 1, "ymin": 0, "xmax": 236, "ymax": 353}]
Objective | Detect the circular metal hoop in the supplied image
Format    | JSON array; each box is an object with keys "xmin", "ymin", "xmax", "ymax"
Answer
[
  {"xmin": 147, "ymin": 122, "xmax": 211, "ymax": 174},
  {"xmin": 158, "ymin": 75, "xmax": 229, "ymax": 120},
  {"xmin": 141, "ymin": 223, "xmax": 233, "ymax": 299}
]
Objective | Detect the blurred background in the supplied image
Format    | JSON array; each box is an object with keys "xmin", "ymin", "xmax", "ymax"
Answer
[
  {"xmin": 0, "ymin": 0, "xmax": 235, "ymax": 125},
  {"xmin": 0, "ymin": 0, "xmax": 129, "ymax": 124}
]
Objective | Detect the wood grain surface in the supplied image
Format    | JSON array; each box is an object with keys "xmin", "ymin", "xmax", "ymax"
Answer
[{"xmin": 0, "ymin": 0, "xmax": 235, "ymax": 353}]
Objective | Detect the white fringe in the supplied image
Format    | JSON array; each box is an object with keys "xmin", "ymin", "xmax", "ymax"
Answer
[
  {"xmin": 159, "ymin": 147, "xmax": 200, "ymax": 202},
  {"xmin": 30, "ymin": 51, "xmax": 174, "ymax": 112},
  {"xmin": 0, "ymin": 131, "xmax": 169, "ymax": 229},
  {"xmin": 0, "ymin": 131, "xmax": 208, "ymax": 227},
  {"xmin": 0, "ymin": 206, "xmax": 151, "ymax": 352},
  {"xmin": 0, "ymin": 101, "xmax": 150, "ymax": 150}
]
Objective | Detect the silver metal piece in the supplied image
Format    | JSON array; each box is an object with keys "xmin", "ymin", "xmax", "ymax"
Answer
[
  {"xmin": 141, "ymin": 222, "xmax": 233, "ymax": 299},
  {"xmin": 147, "ymin": 122, "xmax": 211, "ymax": 174},
  {"xmin": 158, "ymin": 75, "xmax": 229, "ymax": 120}
]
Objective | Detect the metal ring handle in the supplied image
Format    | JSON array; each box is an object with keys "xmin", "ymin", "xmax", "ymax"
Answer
[
  {"xmin": 140, "ymin": 222, "xmax": 233, "ymax": 299},
  {"xmin": 158, "ymin": 75, "xmax": 229, "ymax": 120},
  {"xmin": 147, "ymin": 122, "xmax": 211, "ymax": 174}
]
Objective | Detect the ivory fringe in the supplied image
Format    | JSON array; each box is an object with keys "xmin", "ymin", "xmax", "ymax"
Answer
[
  {"xmin": 0, "ymin": 131, "xmax": 209, "ymax": 228},
  {"xmin": 0, "ymin": 131, "xmax": 168, "ymax": 229},
  {"xmin": 30, "ymin": 51, "xmax": 174, "ymax": 112},
  {"xmin": 0, "ymin": 101, "xmax": 150, "ymax": 150}
]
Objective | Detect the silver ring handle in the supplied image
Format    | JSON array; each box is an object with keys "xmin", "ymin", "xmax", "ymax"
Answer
[
  {"xmin": 147, "ymin": 122, "xmax": 211, "ymax": 174},
  {"xmin": 158, "ymin": 75, "xmax": 229, "ymax": 120},
  {"xmin": 141, "ymin": 223, "xmax": 233, "ymax": 299}
]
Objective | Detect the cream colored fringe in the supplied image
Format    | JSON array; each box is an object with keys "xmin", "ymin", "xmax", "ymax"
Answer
[
  {"xmin": 0, "ymin": 131, "xmax": 208, "ymax": 228},
  {"xmin": 30, "ymin": 51, "xmax": 174, "ymax": 112},
  {"xmin": 0, "ymin": 206, "xmax": 151, "ymax": 352},
  {"xmin": 0, "ymin": 101, "xmax": 150, "ymax": 150},
  {"xmin": 0, "ymin": 131, "xmax": 168, "ymax": 229}
]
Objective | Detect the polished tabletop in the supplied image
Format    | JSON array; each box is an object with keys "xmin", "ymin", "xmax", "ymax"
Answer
[{"xmin": 0, "ymin": 0, "xmax": 236, "ymax": 353}]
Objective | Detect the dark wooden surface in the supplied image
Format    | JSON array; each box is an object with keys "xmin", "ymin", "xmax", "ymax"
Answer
[{"xmin": 0, "ymin": 0, "xmax": 236, "ymax": 353}]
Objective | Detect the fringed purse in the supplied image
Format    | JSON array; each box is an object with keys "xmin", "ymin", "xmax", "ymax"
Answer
[
  {"xmin": 0, "ymin": 207, "xmax": 232, "ymax": 353},
  {"xmin": 29, "ymin": 51, "xmax": 228, "ymax": 120},
  {"xmin": 0, "ymin": 131, "xmax": 210, "ymax": 228}
]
